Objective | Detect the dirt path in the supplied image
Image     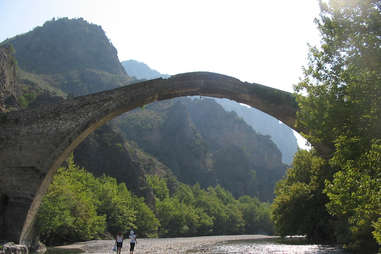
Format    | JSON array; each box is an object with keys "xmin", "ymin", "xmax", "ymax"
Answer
[{"xmin": 55, "ymin": 235, "xmax": 276, "ymax": 254}]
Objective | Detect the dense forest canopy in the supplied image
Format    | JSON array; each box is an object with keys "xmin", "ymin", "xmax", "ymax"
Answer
[
  {"xmin": 272, "ymin": 0, "xmax": 381, "ymax": 252},
  {"xmin": 37, "ymin": 156, "xmax": 273, "ymax": 244}
]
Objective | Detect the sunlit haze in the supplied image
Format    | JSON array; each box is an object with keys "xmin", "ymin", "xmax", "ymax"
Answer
[{"xmin": 0, "ymin": 0, "xmax": 319, "ymax": 149}]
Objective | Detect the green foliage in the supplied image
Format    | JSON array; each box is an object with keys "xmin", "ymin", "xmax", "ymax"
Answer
[
  {"xmin": 96, "ymin": 176, "xmax": 136, "ymax": 235},
  {"xmin": 147, "ymin": 176, "xmax": 273, "ymax": 237},
  {"xmin": 38, "ymin": 155, "xmax": 274, "ymax": 243},
  {"xmin": 37, "ymin": 155, "xmax": 106, "ymax": 245},
  {"xmin": 146, "ymin": 175, "xmax": 169, "ymax": 201},
  {"xmin": 132, "ymin": 196, "xmax": 160, "ymax": 237},
  {"xmin": 272, "ymin": 150, "xmax": 334, "ymax": 241},
  {"xmin": 373, "ymin": 218, "xmax": 381, "ymax": 245},
  {"xmin": 325, "ymin": 141, "xmax": 381, "ymax": 249},
  {"xmin": 274, "ymin": 0, "xmax": 381, "ymax": 252},
  {"xmin": 156, "ymin": 198, "xmax": 190, "ymax": 236},
  {"xmin": 37, "ymin": 155, "xmax": 153, "ymax": 244},
  {"xmin": 239, "ymin": 196, "xmax": 273, "ymax": 234},
  {"xmin": 295, "ymin": 0, "xmax": 381, "ymax": 152},
  {"xmin": 17, "ymin": 92, "xmax": 37, "ymax": 108}
]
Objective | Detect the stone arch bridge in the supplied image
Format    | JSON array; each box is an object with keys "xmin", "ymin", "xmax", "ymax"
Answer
[{"xmin": 0, "ymin": 72, "xmax": 301, "ymax": 246}]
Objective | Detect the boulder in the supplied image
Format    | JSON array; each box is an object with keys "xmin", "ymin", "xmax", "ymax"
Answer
[{"xmin": 2, "ymin": 242, "xmax": 29, "ymax": 254}]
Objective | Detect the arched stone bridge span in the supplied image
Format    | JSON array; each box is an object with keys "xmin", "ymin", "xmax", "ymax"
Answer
[{"xmin": 0, "ymin": 72, "xmax": 299, "ymax": 245}]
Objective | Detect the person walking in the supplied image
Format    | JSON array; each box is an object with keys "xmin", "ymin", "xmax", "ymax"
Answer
[
  {"xmin": 115, "ymin": 232, "xmax": 123, "ymax": 254},
  {"xmin": 129, "ymin": 230, "xmax": 137, "ymax": 254}
]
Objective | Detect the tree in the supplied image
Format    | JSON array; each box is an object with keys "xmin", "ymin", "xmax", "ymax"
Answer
[
  {"xmin": 289, "ymin": 0, "xmax": 381, "ymax": 251},
  {"xmin": 146, "ymin": 175, "xmax": 169, "ymax": 201},
  {"xmin": 36, "ymin": 155, "xmax": 106, "ymax": 245},
  {"xmin": 325, "ymin": 141, "xmax": 381, "ymax": 250},
  {"xmin": 96, "ymin": 176, "xmax": 136, "ymax": 235},
  {"xmin": 296, "ymin": 1, "xmax": 381, "ymax": 154},
  {"xmin": 37, "ymin": 155, "xmax": 160, "ymax": 242},
  {"xmin": 133, "ymin": 196, "xmax": 160, "ymax": 237},
  {"xmin": 239, "ymin": 196, "xmax": 273, "ymax": 234},
  {"xmin": 272, "ymin": 150, "xmax": 334, "ymax": 241}
]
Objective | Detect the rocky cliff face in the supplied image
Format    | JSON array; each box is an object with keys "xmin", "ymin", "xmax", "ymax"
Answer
[{"xmin": 0, "ymin": 46, "xmax": 18, "ymax": 112}]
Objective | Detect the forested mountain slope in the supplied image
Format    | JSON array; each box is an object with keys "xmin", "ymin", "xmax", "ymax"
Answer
[
  {"xmin": 113, "ymin": 98, "xmax": 286, "ymax": 201},
  {"xmin": 216, "ymin": 99, "xmax": 298, "ymax": 164}
]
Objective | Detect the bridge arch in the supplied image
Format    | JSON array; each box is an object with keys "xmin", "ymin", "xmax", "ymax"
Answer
[{"xmin": 0, "ymin": 72, "xmax": 299, "ymax": 245}]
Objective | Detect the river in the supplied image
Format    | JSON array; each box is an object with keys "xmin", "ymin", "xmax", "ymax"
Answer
[
  {"xmin": 191, "ymin": 237, "xmax": 348, "ymax": 253},
  {"xmin": 45, "ymin": 235, "xmax": 348, "ymax": 254}
]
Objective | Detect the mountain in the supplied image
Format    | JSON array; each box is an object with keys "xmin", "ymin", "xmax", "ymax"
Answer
[
  {"xmin": 3, "ymin": 18, "xmax": 125, "ymax": 75},
  {"xmin": 121, "ymin": 60, "xmax": 170, "ymax": 80},
  {"xmin": 121, "ymin": 60, "xmax": 298, "ymax": 164},
  {"xmin": 2, "ymin": 17, "xmax": 287, "ymax": 202},
  {"xmin": 2, "ymin": 18, "xmax": 133, "ymax": 98},
  {"xmin": 113, "ymin": 97, "xmax": 286, "ymax": 201},
  {"xmin": 73, "ymin": 123, "xmax": 175, "ymax": 204},
  {"xmin": 216, "ymin": 99, "xmax": 298, "ymax": 164}
]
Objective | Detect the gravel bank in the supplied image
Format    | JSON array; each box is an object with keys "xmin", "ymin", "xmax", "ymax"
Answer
[{"xmin": 55, "ymin": 235, "xmax": 276, "ymax": 254}]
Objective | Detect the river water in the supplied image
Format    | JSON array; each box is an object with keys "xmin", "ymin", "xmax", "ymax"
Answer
[{"xmin": 194, "ymin": 238, "xmax": 348, "ymax": 254}]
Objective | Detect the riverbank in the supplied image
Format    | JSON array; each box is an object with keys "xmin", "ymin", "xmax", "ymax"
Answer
[{"xmin": 52, "ymin": 235, "xmax": 276, "ymax": 253}]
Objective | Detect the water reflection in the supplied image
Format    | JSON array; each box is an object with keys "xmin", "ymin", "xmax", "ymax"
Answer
[{"xmin": 207, "ymin": 238, "xmax": 348, "ymax": 254}]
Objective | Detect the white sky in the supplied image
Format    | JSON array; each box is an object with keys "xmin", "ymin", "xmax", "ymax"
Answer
[{"xmin": 0, "ymin": 0, "xmax": 319, "ymax": 149}]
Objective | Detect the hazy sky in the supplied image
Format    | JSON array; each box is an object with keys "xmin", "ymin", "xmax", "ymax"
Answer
[{"xmin": 1, "ymin": 0, "xmax": 320, "ymax": 148}]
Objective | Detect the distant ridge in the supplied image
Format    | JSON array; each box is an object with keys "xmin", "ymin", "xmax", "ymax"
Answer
[
  {"xmin": 121, "ymin": 59, "xmax": 170, "ymax": 80},
  {"xmin": 216, "ymin": 99, "xmax": 298, "ymax": 164}
]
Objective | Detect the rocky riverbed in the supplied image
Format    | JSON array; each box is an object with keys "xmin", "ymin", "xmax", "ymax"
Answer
[{"xmin": 53, "ymin": 235, "xmax": 276, "ymax": 254}]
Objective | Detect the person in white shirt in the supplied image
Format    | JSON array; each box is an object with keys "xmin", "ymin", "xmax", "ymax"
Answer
[
  {"xmin": 129, "ymin": 230, "xmax": 137, "ymax": 254},
  {"xmin": 115, "ymin": 232, "xmax": 123, "ymax": 254}
]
